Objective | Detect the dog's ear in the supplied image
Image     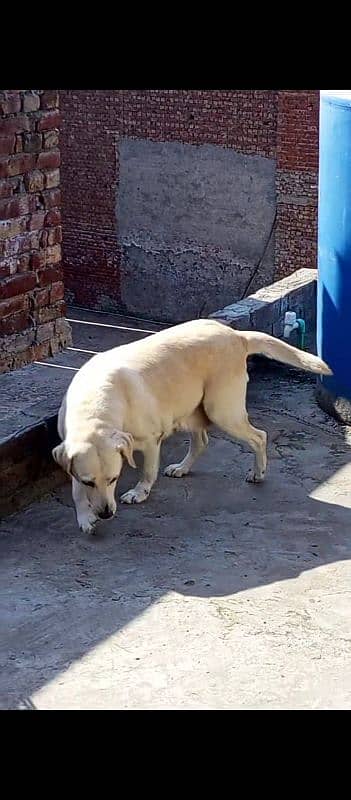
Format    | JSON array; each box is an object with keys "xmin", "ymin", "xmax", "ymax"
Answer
[
  {"xmin": 52, "ymin": 442, "xmax": 72, "ymax": 474},
  {"xmin": 111, "ymin": 431, "xmax": 136, "ymax": 468}
]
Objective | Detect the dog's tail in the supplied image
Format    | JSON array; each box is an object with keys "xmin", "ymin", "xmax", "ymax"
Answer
[{"xmin": 242, "ymin": 331, "xmax": 332, "ymax": 375}]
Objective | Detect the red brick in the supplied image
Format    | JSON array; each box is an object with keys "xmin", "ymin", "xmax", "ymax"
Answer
[
  {"xmin": 0, "ymin": 216, "xmax": 28, "ymax": 240},
  {"xmin": 4, "ymin": 329, "xmax": 36, "ymax": 355},
  {"xmin": 14, "ymin": 232, "xmax": 31, "ymax": 254},
  {"xmin": 42, "ymin": 188, "xmax": 61, "ymax": 209},
  {"xmin": 28, "ymin": 211, "xmax": 46, "ymax": 231},
  {"xmin": 15, "ymin": 230, "xmax": 41, "ymax": 254},
  {"xmin": 40, "ymin": 90, "xmax": 59, "ymax": 110},
  {"xmin": 0, "ymin": 153, "xmax": 36, "ymax": 178},
  {"xmin": 0, "ymin": 333, "xmax": 48, "ymax": 372},
  {"xmin": 0, "ymin": 178, "xmax": 12, "ymax": 198},
  {"xmin": 23, "ymin": 132, "xmax": 42, "ymax": 153},
  {"xmin": 40, "ymin": 230, "xmax": 48, "ymax": 248},
  {"xmin": 45, "ymin": 168, "xmax": 60, "ymax": 189},
  {"xmin": 0, "ymin": 294, "xmax": 29, "ymax": 318},
  {"xmin": 28, "ymin": 193, "xmax": 45, "ymax": 213},
  {"xmin": 29, "ymin": 231, "xmax": 41, "ymax": 250},
  {"xmin": 36, "ymin": 321, "xmax": 55, "ymax": 342},
  {"xmin": 31, "ymin": 341, "xmax": 52, "ymax": 361},
  {"xmin": 0, "ymin": 355, "xmax": 11, "ymax": 372},
  {"xmin": 0, "ymin": 136, "xmax": 15, "ymax": 155},
  {"xmin": 48, "ymin": 336, "xmax": 60, "ymax": 356},
  {"xmin": 0, "ymin": 310, "xmax": 32, "ymax": 336},
  {"xmin": 37, "ymin": 266, "xmax": 63, "ymax": 286},
  {"xmin": 46, "ymin": 243, "xmax": 61, "ymax": 264},
  {"xmin": 0, "ymin": 176, "xmax": 22, "ymax": 198},
  {"xmin": 37, "ymin": 110, "xmax": 60, "ymax": 131},
  {"xmin": 22, "ymin": 92, "xmax": 40, "ymax": 113},
  {"xmin": 0, "ymin": 115, "xmax": 30, "ymax": 135},
  {"xmin": 37, "ymin": 149, "xmax": 60, "ymax": 169},
  {"xmin": 15, "ymin": 135, "xmax": 23, "ymax": 153},
  {"xmin": 0, "ymin": 255, "xmax": 17, "ymax": 277},
  {"xmin": 1, "ymin": 272, "xmax": 36, "ymax": 300},
  {"xmin": 17, "ymin": 253, "xmax": 31, "ymax": 273},
  {"xmin": 0, "ymin": 195, "xmax": 30, "ymax": 220},
  {"xmin": 2, "ymin": 237, "xmax": 21, "ymax": 257},
  {"xmin": 0, "ymin": 159, "xmax": 8, "ymax": 179},
  {"xmin": 32, "ymin": 287, "xmax": 50, "ymax": 308},
  {"xmin": 24, "ymin": 170, "xmax": 45, "ymax": 192},
  {"xmin": 43, "ymin": 129, "xmax": 59, "ymax": 149},
  {"xmin": 45, "ymin": 208, "xmax": 61, "ymax": 226},
  {"xmin": 47, "ymin": 226, "xmax": 62, "ymax": 245},
  {"xmin": 0, "ymin": 91, "xmax": 21, "ymax": 115},
  {"xmin": 55, "ymin": 317, "xmax": 68, "ymax": 336},
  {"xmin": 30, "ymin": 250, "xmax": 46, "ymax": 269},
  {"xmin": 50, "ymin": 281, "xmax": 65, "ymax": 303},
  {"xmin": 38, "ymin": 300, "xmax": 65, "ymax": 323}
]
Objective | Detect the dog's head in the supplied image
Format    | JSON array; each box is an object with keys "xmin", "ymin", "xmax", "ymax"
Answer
[{"xmin": 52, "ymin": 431, "xmax": 136, "ymax": 519}]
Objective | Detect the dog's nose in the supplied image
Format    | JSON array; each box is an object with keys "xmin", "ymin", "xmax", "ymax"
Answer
[{"xmin": 98, "ymin": 505, "xmax": 114, "ymax": 520}]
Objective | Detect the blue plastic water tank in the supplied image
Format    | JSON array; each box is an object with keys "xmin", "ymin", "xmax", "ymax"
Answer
[{"xmin": 317, "ymin": 90, "xmax": 351, "ymax": 404}]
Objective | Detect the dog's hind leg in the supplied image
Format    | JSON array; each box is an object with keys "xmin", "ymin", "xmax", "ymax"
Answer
[
  {"xmin": 204, "ymin": 373, "xmax": 267, "ymax": 483},
  {"xmin": 164, "ymin": 406, "xmax": 209, "ymax": 478},
  {"xmin": 120, "ymin": 438, "xmax": 161, "ymax": 504}
]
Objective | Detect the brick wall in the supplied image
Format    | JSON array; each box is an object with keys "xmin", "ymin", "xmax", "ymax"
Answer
[
  {"xmin": 59, "ymin": 90, "xmax": 319, "ymax": 319},
  {"xmin": 275, "ymin": 90, "xmax": 319, "ymax": 280},
  {"xmin": 0, "ymin": 90, "xmax": 71, "ymax": 374},
  {"xmin": 60, "ymin": 91, "xmax": 122, "ymax": 310},
  {"xmin": 60, "ymin": 91, "xmax": 278, "ymax": 316},
  {"xmin": 121, "ymin": 90, "xmax": 278, "ymax": 156}
]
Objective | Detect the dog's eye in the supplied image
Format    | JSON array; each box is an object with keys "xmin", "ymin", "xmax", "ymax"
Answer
[
  {"xmin": 82, "ymin": 480, "xmax": 95, "ymax": 488},
  {"xmin": 109, "ymin": 476, "xmax": 118, "ymax": 485}
]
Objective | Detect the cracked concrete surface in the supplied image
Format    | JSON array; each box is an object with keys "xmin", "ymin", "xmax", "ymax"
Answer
[{"xmin": 1, "ymin": 359, "xmax": 351, "ymax": 709}]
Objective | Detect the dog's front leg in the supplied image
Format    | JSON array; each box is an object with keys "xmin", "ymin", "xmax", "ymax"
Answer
[
  {"xmin": 164, "ymin": 429, "xmax": 208, "ymax": 477},
  {"xmin": 120, "ymin": 438, "xmax": 160, "ymax": 505},
  {"xmin": 72, "ymin": 477, "xmax": 98, "ymax": 534}
]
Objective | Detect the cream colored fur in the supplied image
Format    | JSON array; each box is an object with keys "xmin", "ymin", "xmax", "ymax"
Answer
[{"xmin": 53, "ymin": 319, "xmax": 331, "ymax": 534}]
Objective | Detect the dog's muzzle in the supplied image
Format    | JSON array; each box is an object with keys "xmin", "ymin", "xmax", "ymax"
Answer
[{"xmin": 98, "ymin": 505, "xmax": 114, "ymax": 520}]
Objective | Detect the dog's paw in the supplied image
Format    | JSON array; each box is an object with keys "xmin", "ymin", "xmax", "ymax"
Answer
[
  {"xmin": 79, "ymin": 522, "xmax": 98, "ymax": 535},
  {"xmin": 120, "ymin": 487, "xmax": 150, "ymax": 505},
  {"xmin": 245, "ymin": 469, "xmax": 265, "ymax": 484},
  {"xmin": 164, "ymin": 463, "xmax": 189, "ymax": 478},
  {"xmin": 77, "ymin": 511, "xmax": 98, "ymax": 535}
]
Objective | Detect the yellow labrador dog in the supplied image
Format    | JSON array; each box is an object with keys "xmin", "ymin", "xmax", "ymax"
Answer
[{"xmin": 53, "ymin": 319, "xmax": 331, "ymax": 534}]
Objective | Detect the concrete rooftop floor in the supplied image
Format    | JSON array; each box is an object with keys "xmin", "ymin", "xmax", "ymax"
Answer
[{"xmin": 1, "ymin": 309, "xmax": 351, "ymax": 709}]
